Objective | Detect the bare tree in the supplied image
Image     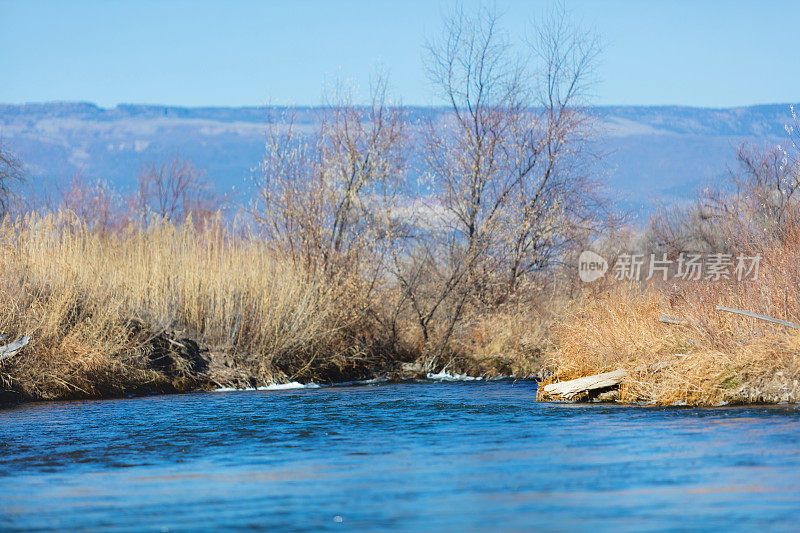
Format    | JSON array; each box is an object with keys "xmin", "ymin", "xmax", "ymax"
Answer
[
  {"xmin": 392, "ymin": 5, "xmax": 607, "ymax": 364},
  {"xmin": 134, "ymin": 154, "xmax": 223, "ymax": 227},
  {"xmin": 0, "ymin": 142, "xmax": 24, "ymax": 217},
  {"xmin": 649, "ymin": 130, "xmax": 800, "ymax": 256},
  {"xmin": 252, "ymin": 6, "xmax": 608, "ymax": 366}
]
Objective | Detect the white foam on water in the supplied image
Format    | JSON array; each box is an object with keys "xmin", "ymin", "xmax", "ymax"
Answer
[
  {"xmin": 214, "ymin": 382, "xmax": 321, "ymax": 392},
  {"xmin": 262, "ymin": 382, "xmax": 321, "ymax": 390},
  {"xmin": 426, "ymin": 371, "xmax": 482, "ymax": 381}
]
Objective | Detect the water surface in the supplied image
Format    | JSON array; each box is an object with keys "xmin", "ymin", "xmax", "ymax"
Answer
[{"xmin": 2, "ymin": 381, "xmax": 800, "ymax": 531}]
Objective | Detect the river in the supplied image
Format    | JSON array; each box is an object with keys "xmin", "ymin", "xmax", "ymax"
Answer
[{"xmin": 2, "ymin": 380, "xmax": 800, "ymax": 531}]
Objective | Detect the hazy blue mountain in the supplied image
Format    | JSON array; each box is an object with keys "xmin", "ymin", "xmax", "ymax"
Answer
[{"xmin": 1, "ymin": 102, "xmax": 795, "ymax": 218}]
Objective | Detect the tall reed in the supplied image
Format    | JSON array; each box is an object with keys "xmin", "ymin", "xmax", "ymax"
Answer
[{"xmin": 0, "ymin": 212, "xmax": 348, "ymax": 399}]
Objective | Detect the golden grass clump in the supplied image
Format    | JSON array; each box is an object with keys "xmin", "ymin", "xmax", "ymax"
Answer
[
  {"xmin": 543, "ymin": 239, "xmax": 800, "ymax": 405},
  {"xmin": 451, "ymin": 298, "xmax": 561, "ymax": 378},
  {"xmin": 0, "ymin": 212, "xmax": 365, "ymax": 400}
]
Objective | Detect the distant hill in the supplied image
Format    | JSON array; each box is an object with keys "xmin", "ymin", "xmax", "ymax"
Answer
[{"xmin": 1, "ymin": 102, "xmax": 795, "ymax": 218}]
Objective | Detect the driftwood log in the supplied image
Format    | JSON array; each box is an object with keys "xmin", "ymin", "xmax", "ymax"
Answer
[
  {"xmin": 0, "ymin": 336, "xmax": 30, "ymax": 362},
  {"xmin": 542, "ymin": 369, "xmax": 626, "ymax": 400},
  {"xmin": 541, "ymin": 358, "xmax": 683, "ymax": 401}
]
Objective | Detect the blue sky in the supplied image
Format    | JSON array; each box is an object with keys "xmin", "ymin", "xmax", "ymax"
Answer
[{"xmin": 1, "ymin": 0, "xmax": 797, "ymax": 108}]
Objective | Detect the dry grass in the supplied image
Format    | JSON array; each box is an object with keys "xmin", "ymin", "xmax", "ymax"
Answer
[
  {"xmin": 543, "ymin": 243, "xmax": 800, "ymax": 405},
  {"xmin": 0, "ymin": 212, "xmax": 371, "ymax": 400},
  {"xmin": 449, "ymin": 296, "xmax": 563, "ymax": 377},
  {"xmin": 6, "ymin": 205, "xmax": 800, "ymax": 406},
  {"xmin": 542, "ymin": 144, "xmax": 800, "ymax": 405}
]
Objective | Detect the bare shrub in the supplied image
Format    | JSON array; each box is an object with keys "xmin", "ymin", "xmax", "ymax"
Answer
[
  {"xmin": 254, "ymin": 76, "xmax": 407, "ymax": 276},
  {"xmin": 253, "ymin": 75, "xmax": 411, "ymax": 358},
  {"xmin": 253, "ymin": 78, "xmax": 414, "ymax": 366},
  {"xmin": 134, "ymin": 154, "xmax": 224, "ymax": 227},
  {"xmin": 58, "ymin": 172, "xmax": 129, "ymax": 235},
  {"xmin": 650, "ymin": 108, "xmax": 800, "ymax": 256},
  {"xmin": 546, "ymin": 108, "xmax": 800, "ymax": 405}
]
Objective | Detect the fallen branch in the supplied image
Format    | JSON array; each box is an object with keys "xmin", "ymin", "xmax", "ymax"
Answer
[
  {"xmin": 715, "ymin": 306, "xmax": 800, "ymax": 330},
  {"xmin": 0, "ymin": 335, "xmax": 30, "ymax": 362},
  {"xmin": 542, "ymin": 369, "xmax": 626, "ymax": 399},
  {"xmin": 541, "ymin": 356, "xmax": 684, "ymax": 400}
]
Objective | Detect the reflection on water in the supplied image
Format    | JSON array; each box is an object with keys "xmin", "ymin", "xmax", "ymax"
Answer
[{"xmin": 1, "ymin": 382, "xmax": 800, "ymax": 531}]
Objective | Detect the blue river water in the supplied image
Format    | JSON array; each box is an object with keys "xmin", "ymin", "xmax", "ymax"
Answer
[{"xmin": 2, "ymin": 380, "xmax": 800, "ymax": 531}]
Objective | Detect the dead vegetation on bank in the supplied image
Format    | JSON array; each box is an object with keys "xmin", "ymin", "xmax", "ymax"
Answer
[
  {"xmin": 540, "ymin": 109, "xmax": 800, "ymax": 405},
  {"xmin": 0, "ymin": 211, "xmax": 548, "ymax": 403},
  {"xmin": 0, "ymin": 212, "xmax": 389, "ymax": 401},
  {"xmin": 540, "ymin": 282, "xmax": 800, "ymax": 405}
]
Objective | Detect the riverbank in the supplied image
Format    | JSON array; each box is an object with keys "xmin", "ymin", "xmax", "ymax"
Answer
[
  {"xmin": 539, "ymin": 279, "xmax": 800, "ymax": 406},
  {"xmin": 2, "ymin": 212, "xmax": 799, "ymax": 407},
  {"xmin": 0, "ymin": 212, "xmax": 370, "ymax": 403},
  {"xmin": 0, "ymin": 213, "xmax": 540, "ymax": 404}
]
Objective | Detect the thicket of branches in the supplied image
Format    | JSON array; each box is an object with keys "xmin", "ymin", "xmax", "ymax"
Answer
[
  {"xmin": 1, "ymin": 5, "xmax": 617, "ymax": 373},
  {"xmin": 252, "ymin": 5, "xmax": 613, "ymax": 366},
  {"xmin": 11, "ymin": 152, "xmax": 226, "ymax": 234},
  {"xmin": 649, "ymin": 106, "xmax": 800, "ymax": 258}
]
